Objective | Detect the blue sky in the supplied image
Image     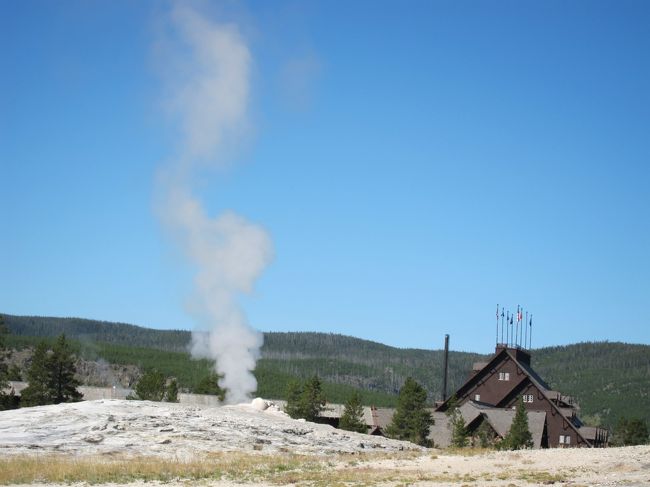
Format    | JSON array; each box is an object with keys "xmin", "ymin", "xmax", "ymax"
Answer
[{"xmin": 1, "ymin": 1, "xmax": 649, "ymax": 353}]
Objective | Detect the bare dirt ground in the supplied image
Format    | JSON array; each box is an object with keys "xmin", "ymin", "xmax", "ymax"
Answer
[{"xmin": 1, "ymin": 400, "xmax": 648, "ymax": 486}]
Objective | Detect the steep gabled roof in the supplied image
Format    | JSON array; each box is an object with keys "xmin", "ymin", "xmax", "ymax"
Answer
[
  {"xmin": 435, "ymin": 347, "xmax": 512, "ymax": 412},
  {"xmin": 516, "ymin": 359, "xmax": 551, "ymax": 391},
  {"xmin": 496, "ymin": 351, "xmax": 591, "ymax": 447},
  {"xmin": 428, "ymin": 400, "xmax": 547, "ymax": 448},
  {"xmin": 435, "ymin": 347, "xmax": 593, "ymax": 447}
]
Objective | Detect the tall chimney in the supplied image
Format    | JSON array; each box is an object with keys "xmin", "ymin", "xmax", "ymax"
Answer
[{"xmin": 442, "ymin": 334, "xmax": 450, "ymax": 401}]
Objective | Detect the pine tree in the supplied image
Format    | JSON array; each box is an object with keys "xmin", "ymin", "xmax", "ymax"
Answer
[
  {"xmin": 194, "ymin": 372, "xmax": 225, "ymax": 401},
  {"xmin": 339, "ymin": 391, "xmax": 367, "ymax": 433},
  {"xmin": 503, "ymin": 397, "xmax": 533, "ymax": 449},
  {"xmin": 166, "ymin": 379, "xmax": 179, "ymax": 402},
  {"xmin": 284, "ymin": 376, "xmax": 326, "ymax": 422},
  {"xmin": 132, "ymin": 369, "xmax": 167, "ymax": 401},
  {"xmin": 612, "ymin": 418, "xmax": 649, "ymax": 446},
  {"xmin": 20, "ymin": 342, "xmax": 53, "ymax": 407},
  {"xmin": 48, "ymin": 334, "xmax": 82, "ymax": 404},
  {"xmin": 284, "ymin": 379, "xmax": 304, "ymax": 419},
  {"xmin": 445, "ymin": 393, "xmax": 468, "ymax": 447},
  {"xmin": 300, "ymin": 375, "xmax": 326, "ymax": 422},
  {"xmin": 450, "ymin": 410, "xmax": 468, "ymax": 447},
  {"xmin": 385, "ymin": 377, "xmax": 434, "ymax": 446}
]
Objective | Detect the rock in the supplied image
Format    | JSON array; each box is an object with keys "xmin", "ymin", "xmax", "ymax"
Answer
[
  {"xmin": 251, "ymin": 398, "xmax": 269, "ymax": 411},
  {"xmin": 84, "ymin": 435, "xmax": 104, "ymax": 444}
]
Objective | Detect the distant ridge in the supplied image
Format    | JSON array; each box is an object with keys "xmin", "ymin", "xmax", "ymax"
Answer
[
  {"xmin": 4, "ymin": 314, "xmax": 190, "ymax": 352},
  {"xmin": 3, "ymin": 313, "xmax": 649, "ymax": 427}
]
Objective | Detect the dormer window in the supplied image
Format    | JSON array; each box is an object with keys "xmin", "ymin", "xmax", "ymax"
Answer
[
  {"xmin": 523, "ymin": 394, "xmax": 534, "ymax": 403},
  {"xmin": 498, "ymin": 372, "xmax": 510, "ymax": 381}
]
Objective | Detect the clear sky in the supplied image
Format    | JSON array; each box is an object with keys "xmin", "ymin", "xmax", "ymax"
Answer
[{"xmin": 1, "ymin": 1, "xmax": 649, "ymax": 353}]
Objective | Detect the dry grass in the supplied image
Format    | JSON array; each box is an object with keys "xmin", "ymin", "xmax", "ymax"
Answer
[
  {"xmin": 0, "ymin": 453, "xmax": 313, "ymax": 485},
  {"xmin": 444, "ymin": 447, "xmax": 494, "ymax": 457},
  {"xmin": 0, "ymin": 451, "xmax": 430, "ymax": 486}
]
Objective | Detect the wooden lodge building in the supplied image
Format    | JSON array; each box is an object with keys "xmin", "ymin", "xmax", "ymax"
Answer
[
  {"xmin": 433, "ymin": 344, "xmax": 609, "ymax": 448},
  {"xmin": 279, "ymin": 337, "xmax": 609, "ymax": 448}
]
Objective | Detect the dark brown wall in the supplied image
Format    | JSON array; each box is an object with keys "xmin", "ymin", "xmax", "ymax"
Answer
[
  {"xmin": 457, "ymin": 355, "xmax": 525, "ymax": 406},
  {"xmin": 501, "ymin": 383, "xmax": 587, "ymax": 448},
  {"xmin": 451, "ymin": 349, "xmax": 589, "ymax": 448}
]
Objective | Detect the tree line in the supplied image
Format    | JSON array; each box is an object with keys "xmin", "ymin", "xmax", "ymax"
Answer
[
  {"xmin": 3, "ymin": 313, "xmax": 650, "ymax": 430},
  {"xmin": 1, "ymin": 318, "xmax": 648, "ymax": 447}
]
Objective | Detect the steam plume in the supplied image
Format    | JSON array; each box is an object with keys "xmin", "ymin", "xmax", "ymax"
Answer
[{"xmin": 157, "ymin": 4, "xmax": 272, "ymax": 404}]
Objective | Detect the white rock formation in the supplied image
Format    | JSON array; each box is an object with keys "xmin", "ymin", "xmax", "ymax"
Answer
[{"xmin": 0, "ymin": 400, "xmax": 418, "ymax": 458}]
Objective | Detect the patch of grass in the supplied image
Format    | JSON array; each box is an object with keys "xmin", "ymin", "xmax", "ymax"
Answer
[
  {"xmin": 516, "ymin": 469, "xmax": 568, "ymax": 484},
  {"xmin": 0, "ymin": 451, "xmax": 431, "ymax": 486},
  {"xmin": 445, "ymin": 446, "xmax": 494, "ymax": 456},
  {"xmin": 0, "ymin": 453, "xmax": 315, "ymax": 485}
]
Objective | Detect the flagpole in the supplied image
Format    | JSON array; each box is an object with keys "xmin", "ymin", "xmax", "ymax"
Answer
[
  {"xmin": 516, "ymin": 305, "xmax": 520, "ymax": 348},
  {"xmin": 506, "ymin": 311, "xmax": 510, "ymax": 347},
  {"xmin": 496, "ymin": 304, "xmax": 499, "ymax": 346},
  {"xmin": 525, "ymin": 310, "xmax": 528, "ymax": 350},
  {"xmin": 501, "ymin": 308, "xmax": 504, "ymax": 345},
  {"xmin": 529, "ymin": 314, "xmax": 533, "ymax": 349}
]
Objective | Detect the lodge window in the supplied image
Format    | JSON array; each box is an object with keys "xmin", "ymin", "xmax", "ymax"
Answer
[
  {"xmin": 498, "ymin": 372, "xmax": 510, "ymax": 381},
  {"xmin": 474, "ymin": 394, "xmax": 481, "ymax": 401},
  {"xmin": 523, "ymin": 394, "xmax": 534, "ymax": 403}
]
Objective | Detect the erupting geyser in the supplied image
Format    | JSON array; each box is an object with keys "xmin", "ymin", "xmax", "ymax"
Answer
[{"xmin": 156, "ymin": 4, "xmax": 273, "ymax": 404}]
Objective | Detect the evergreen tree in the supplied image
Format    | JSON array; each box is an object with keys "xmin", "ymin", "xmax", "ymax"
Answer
[
  {"xmin": 300, "ymin": 375, "xmax": 326, "ymax": 422},
  {"xmin": 385, "ymin": 377, "xmax": 433, "ymax": 446},
  {"xmin": 7, "ymin": 364, "xmax": 22, "ymax": 381},
  {"xmin": 284, "ymin": 379, "xmax": 304, "ymax": 419},
  {"xmin": 339, "ymin": 391, "xmax": 367, "ymax": 433},
  {"xmin": 193, "ymin": 372, "xmax": 226, "ymax": 401},
  {"xmin": 132, "ymin": 369, "xmax": 167, "ymax": 401},
  {"xmin": 502, "ymin": 397, "xmax": 533, "ymax": 449},
  {"xmin": 284, "ymin": 376, "xmax": 326, "ymax": 422},
  {"xmin": 20, "ymin": 342, "xmax": 53, "ymax": 406},
  {"xmin": 48, "ymin": 334, "xmax": 82, "ymax": 404},
  {"xmin": 166, "ymin": 379, "xmax": 179, "ymax": 402},
  {"xmin": 450, "ymin": 410, "xmax": 468, "ymax": 447},
  {"xmin": 612, "ymin": 418, "xmax": 649, "ymax": 446},
  {"xmin": 445, "ymin": 393, "xmax": 468, "ymax": 447}
]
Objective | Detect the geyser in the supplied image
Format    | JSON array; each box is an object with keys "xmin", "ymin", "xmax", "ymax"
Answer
[{"xmin": 156, "ymin": 4, "xmax": 273, "ymax": 404}]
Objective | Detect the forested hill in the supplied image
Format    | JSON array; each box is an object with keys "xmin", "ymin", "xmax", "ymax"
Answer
[
  {"xmin": 4, "ymin": 315, "xmax": 190, "ymax": 352},
  {"xmin": 4, "ymin": 313, "xmax": 650, "ymax": 426}
]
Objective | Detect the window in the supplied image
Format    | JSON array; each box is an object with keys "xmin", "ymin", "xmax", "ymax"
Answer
[
  {"xmin": 498, "ymin": 372, "xmax": 510, "ymax": 381},
  {"xmin": 523, "ymin": 394, "xmax": 534, "ymax": 403},
  {"xmin": 474, "ymin": 394, "xmax": 481, "ymax": 401},
  {"xmin": 559, "ymin": 435, "xmax": 565, "ymax": 444},
  {"xmin": 559, "ymin": 435, "xmax": 571, "ymax": 445}
]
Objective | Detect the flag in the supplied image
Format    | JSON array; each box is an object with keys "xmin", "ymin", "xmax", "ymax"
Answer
[
  {"xmin": 496, "ymin": 305, "xmax": 499, "ymax": 320},
  {"xmin": 510, "ymin": 315, "xmax": 513, "ymax": 325},
  {"xmin": 518, "ymin": 309, "xmax": 523, "ymax": 322}
]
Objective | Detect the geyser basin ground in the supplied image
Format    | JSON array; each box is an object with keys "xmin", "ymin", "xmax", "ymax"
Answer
[
  {"xmin": 1, "ymin": 400, "xmax": 648, "ymax": 486},
  {"xmin": 0, "ymin": 399, "xmax": 416, "ymax": 458}
]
